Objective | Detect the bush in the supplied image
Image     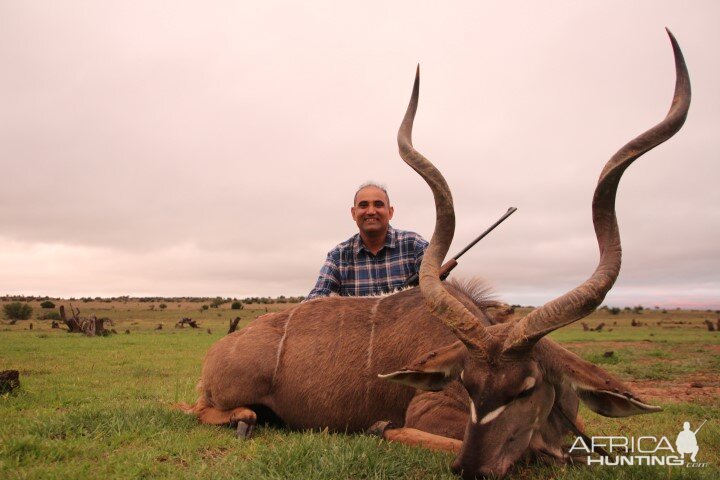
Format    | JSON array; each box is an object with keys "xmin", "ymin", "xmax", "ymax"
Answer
[
  {"xmin": 159, "ymin": 303, "xmax": 167, "ymax": 310},
  {"xmin": 40, "ymin": 300, "xmax": 56, "ymax": 309},
  {"xmin": 608, "ymin": 307, "xmax": 621, "ymax": 315},
  {"xmin": 3, "ymin": 302, "xmax": 33, "ymax": 320},
  {"xmin": 39, "ymin": 311, "xmax": 61, "ymax": 320},
  {"xmin": 231, "ymin": 301, "xmax": 243, "ymax": 310}
]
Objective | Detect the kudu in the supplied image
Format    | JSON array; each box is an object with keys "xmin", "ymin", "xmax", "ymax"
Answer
[{"xmin": 179, "ymin": 30, "xmax": 690, "ymax": 479}]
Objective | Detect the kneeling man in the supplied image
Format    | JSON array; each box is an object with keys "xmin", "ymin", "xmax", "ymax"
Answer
[{"xmin": 307, "ymin": 182, "xmax": 428, "ymax": 299}]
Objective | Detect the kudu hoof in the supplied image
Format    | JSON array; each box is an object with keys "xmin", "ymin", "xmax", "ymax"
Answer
[
  {"xmin": 235, "ymin": 421, "xmax": 254, "ymax": 439},
  {"xmin": 367, "ymin": 420, "xmax": 395, "ymax": 438}
]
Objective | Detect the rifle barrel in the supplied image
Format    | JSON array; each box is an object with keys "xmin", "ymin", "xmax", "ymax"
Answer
[
  {"xmin": 451, "ymin": 207, "xmax": 517, "ymax": 261},
  {"xmin": 401, "ymin": 207, "xmax": 517, "ymax": 288}
]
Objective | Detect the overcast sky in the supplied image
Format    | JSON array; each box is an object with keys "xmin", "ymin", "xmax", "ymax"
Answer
[{"xmin": 1, "ymin": 1, "xmax": 718, "ymax": 308}]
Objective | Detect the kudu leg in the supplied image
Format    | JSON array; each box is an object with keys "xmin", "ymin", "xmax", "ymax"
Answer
[
  {"xmin": 191, "ymin": 398, "xmax": 258, "ymax": 439},
  {"xmin": 369, "ymin": 421, "xmax": 462, "ymax": 454}
]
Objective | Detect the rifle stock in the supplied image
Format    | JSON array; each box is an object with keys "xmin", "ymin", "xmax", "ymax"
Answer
[{"xmin": 440, "ymin": 258, "xmax": 458, "ymax": 278}]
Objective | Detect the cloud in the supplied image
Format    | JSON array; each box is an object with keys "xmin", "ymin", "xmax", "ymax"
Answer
[{"xmin": 1, "ymin": 1, "xmax": 718, "ymax": 307}]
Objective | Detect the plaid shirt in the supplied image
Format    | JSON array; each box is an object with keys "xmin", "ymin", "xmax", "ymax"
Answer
[{"xmin": 306, "ymin": 226, "xmax": 428, "ymax": 299}]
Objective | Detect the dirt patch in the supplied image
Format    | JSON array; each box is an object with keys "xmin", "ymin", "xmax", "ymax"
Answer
[
  {"xmin": 702, "ymin": 344, "xmax": 720, "ymax": 354},
  {"xmin": 626, "ymin": 372, "xmax": 720, "ymax": 405},
  {"xmin": 562, "ymin": 341, "xmax": 720, "ymax": 404}
]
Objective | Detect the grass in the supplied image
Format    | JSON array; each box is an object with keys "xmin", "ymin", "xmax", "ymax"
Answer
[{"xmin": 1, "ymin": 300, "xmax": 719, "ymax": 479}]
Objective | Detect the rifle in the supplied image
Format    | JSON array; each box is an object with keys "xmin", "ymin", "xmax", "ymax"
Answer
[
  {"xmin": 402, "ymin": 207, "xmax": 517, "ymax": 288},
  {"xmin": 694, "ymin": 420, "xmax": 707, "ymax": 435}
]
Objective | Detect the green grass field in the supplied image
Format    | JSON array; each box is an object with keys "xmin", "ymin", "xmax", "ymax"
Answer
[{"xmin": 1, "ymin": 299, "xmax": 718, "ymax": 479}]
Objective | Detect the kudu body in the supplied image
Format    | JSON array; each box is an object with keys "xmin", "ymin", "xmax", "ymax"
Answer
[{"xmin": 180, "ymin": 31, "xmax": 690, "ymax": 478}]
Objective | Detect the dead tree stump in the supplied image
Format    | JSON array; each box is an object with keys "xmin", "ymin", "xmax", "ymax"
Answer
[
  {"xmin": 0, "ymin": 370, "xmax": 20, "ymax": 394},
  {"xmin": 176, "ymin": 318, "xmax": 198, "ymax": 329},
  {"xmin": 60, "ymin": 305, "xmax": 82, "ymax": 333},
  {"xmin": 228, "ymin": 317, "xmax": 241, "ymax": 334},
  {"xmin": 59, "ymin": 306, "xmax": 110, "ymax": 336}
]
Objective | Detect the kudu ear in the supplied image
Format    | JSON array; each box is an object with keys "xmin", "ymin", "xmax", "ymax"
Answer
[
  {"xmin": 573, "ymin": 383, "xmax": 661, "ymax": 417},
  {"xmin": 537, "ymin": 340, "xmax": 661, "ymax": 417},
  {"xmin": 378, "ymin": 341, "xmax": 467, "ymax": 392}
]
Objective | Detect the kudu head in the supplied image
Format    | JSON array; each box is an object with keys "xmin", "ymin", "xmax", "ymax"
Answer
[{"xmin": 380, "ymin": 30, "xmax": 690, "ymax": 479}]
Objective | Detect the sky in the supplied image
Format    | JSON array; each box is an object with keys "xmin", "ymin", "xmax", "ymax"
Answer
[{"xmin": 1, "ymin": 1, "xmax": 718, "ymax": 308}]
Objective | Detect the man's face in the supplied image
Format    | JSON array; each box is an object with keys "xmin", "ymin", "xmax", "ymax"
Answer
[{"xmin": 351, "ymin": 186, "xmax": 394, "ymax": 237}]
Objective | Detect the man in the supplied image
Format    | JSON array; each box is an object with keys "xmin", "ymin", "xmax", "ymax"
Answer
[{"xmin": 306, "ymin": 182, "xmax": 428, "ymax": 299}]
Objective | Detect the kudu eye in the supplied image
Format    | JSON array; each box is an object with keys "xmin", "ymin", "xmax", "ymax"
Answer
[{"xmin": 516, "ymin": 386, "xmax": 535, "ymax": 400}]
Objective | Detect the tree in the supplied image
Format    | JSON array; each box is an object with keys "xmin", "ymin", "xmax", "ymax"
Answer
[{"xmin": 3, "ymin": 302, "xmax": 33, "ymax": 320}]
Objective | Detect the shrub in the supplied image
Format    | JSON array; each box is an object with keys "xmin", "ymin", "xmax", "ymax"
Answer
[
  {"xmin": 3, "ymin": 302, "xmax": 33, "ymax": 320},
  {"xmin": 39, "ymin": 311, "xmax": 61, "ymax": 320},
  {"xmin": 231, "ymin": 301, "xmax": 243, "ymax": 310},
  {"xmin": 40, "ymin": 300, "xmax": 56, "ymax": 309},
  {"xmin": 608, "ymin": 307, "xmax": 621, "ymax": 315},
  {"xmin": 159, "ymin": 303, "xmax": 167, "ymax": 310}
]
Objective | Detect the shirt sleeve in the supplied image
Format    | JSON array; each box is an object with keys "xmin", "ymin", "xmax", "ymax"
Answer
[{"xmin": 305, "ymin": 249, "xmax": 342, "ymax": 300}]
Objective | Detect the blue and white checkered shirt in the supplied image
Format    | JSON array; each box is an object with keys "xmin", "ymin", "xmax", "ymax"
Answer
[{"xmin": 306, "ymin": 226, "xmax": 428, "ymax": 299}]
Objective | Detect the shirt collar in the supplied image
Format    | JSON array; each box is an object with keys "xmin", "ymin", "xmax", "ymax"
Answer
[{"xmin": 355, "ymin": 225, "xmax": 397, "ymax": 255}]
